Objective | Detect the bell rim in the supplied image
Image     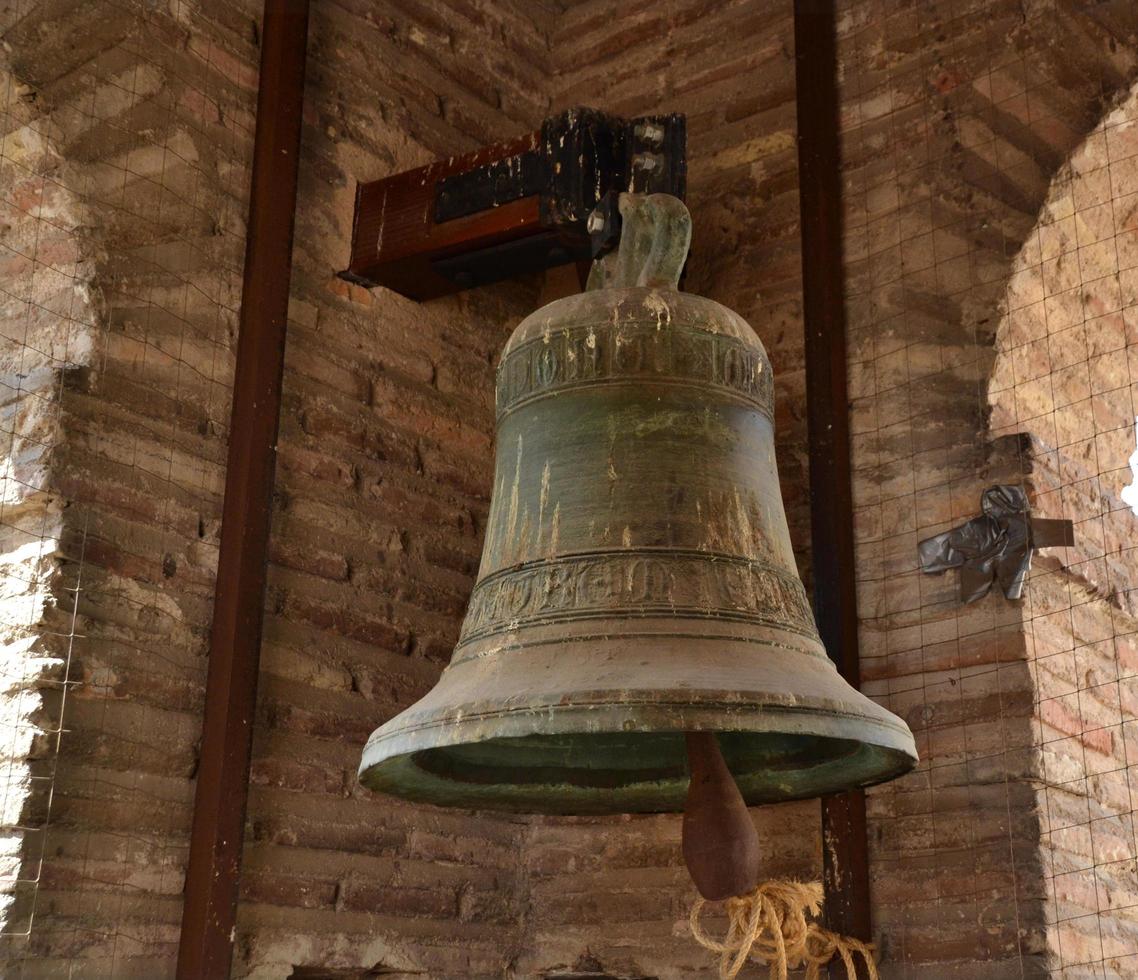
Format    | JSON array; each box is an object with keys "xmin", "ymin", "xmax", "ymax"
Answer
[
  {"xmin": 359, "ymin": 694, "xmax": 918, "ymax": 815},
  {"xmin": 359, "ymin": 622, "xmax": 918, "ymax": 813},
  {"xmin": 359, "ymin": 705, "xmax": 916, "ymax": 814}
]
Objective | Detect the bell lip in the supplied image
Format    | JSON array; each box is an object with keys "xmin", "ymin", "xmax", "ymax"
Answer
[
  {"xmin": 358, "ymin": 625, "xmax": 918, "ymax": 814},
  {"xmin": 358, "ymin": 696, "xmax": 918, "ymax": 815},
  {"xmin": 359, "ymin": 719, "xmax": 916, "ymax": 816}
]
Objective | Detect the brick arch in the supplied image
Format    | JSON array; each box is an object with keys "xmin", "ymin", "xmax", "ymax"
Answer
[
  {"xmin": 913, "ymin": 5, "xmax": 1138, "ymax": 420},
  {"xmin": 986, "ymin": 76, "xmax": 1138, "ymax": 972},
  {"xmin": 840, "ymin": 3, "xmax": 1138, "ymax": 977},
  {"xmin": 990, "ymin": 78, "xmax": 1138, "ymax": 610}
]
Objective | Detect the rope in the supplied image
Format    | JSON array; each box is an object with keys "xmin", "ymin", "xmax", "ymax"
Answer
[{"xmin": 689, "ymin": 880, "xmax": 880, "ymax": 980}]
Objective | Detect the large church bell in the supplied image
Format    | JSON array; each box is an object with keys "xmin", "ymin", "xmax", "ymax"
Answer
[{"xmin": 359, "ymin": 194, "xmax": 917, "ymax": 815}]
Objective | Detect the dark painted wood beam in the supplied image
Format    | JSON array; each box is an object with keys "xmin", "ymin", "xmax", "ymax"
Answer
[
  {"xmin": 177, "ymin": 1, "xmax": 309, "ymax": 975},
  {"xmin": 793, "ymin": 0, "xmax": 874, "ymax": 972}
]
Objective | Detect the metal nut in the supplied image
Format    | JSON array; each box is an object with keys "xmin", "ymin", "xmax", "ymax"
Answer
[
  {"xmin": 631, "ymin": 152, "xmax": 660, "ymax": 173},
  {"xmin": 635, "ymin": 122, "xmax": 665, "ymax": 146}
]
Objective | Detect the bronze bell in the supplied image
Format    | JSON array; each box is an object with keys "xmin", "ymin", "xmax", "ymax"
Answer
[{"xmin": 359, "ymin": 194, "xmax": 917, "ymax": 814}]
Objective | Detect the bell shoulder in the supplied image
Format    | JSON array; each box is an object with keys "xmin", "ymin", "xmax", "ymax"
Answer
[{"xmin": 498, "ymin": 286, "xmax": 769, "ymax": 365}]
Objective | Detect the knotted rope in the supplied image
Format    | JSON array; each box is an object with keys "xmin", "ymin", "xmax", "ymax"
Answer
[{"xmin": 689, "ymin": 880, "xmax": 879, "ymax": 980}]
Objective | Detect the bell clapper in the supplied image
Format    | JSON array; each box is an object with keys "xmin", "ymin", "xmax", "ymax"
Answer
[{"xmin": 682, "ymin": 732, "xmax": 762, "ymax": 901}]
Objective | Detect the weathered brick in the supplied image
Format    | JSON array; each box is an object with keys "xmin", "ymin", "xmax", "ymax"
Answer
[
  {"xmin": 10, "ymin": 1, "xmax": 1138, "ymax": 977},
  {"xmin": 241, "ymin": 871, "xmax": 339, "ymax": 911}
]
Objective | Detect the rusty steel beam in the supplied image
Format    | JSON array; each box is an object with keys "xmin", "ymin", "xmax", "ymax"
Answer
[
  {"xmin": 177, "ymin": 1, "xmax": 309, "ymax": 975},
  {"xmin": 793, "ymin": 0, "xmax": 874, "ymax": 968}
]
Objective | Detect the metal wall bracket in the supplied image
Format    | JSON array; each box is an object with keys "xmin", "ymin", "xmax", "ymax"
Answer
[{"xmin": 341, "ymin": 107, "xmax": 686, "ymax": 301}]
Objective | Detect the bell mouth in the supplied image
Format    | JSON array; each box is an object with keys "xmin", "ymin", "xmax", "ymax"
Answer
[
  {"xmin": 359, "ymin": 626, "xmax": 918, "ymax": 814},
  {"xmin": 363, "ymin": 730, "xmax": 911, "ymax": 815}
]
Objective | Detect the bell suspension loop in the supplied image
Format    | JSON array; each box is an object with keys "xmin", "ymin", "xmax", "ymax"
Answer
[{"xmin": 585, "ymin": 192, "xmax": 691, "ymax": 291}]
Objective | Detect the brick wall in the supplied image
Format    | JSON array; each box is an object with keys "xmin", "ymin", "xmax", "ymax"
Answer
[
  {"xmin": 3, "ymin": 0, "xmax": 1137, "ymax": 978},
  {"xmin": 236, "ymin": 0, "xmax": 557, "ymax": 974},
  {"xmin": 837, "ymin": 1, "xmax": 1138, "ymax": 976},
  {"xmin": 0, "ymin": 0, "xmax": 556, "ymax": 976},
  {"xmin": 0, "ymin": 1, "xmax": 252, "ymax": 973},
  {"xmin": 0, "ymin": 58, "xmax": 98, "ymax": 945},
  {"xmin": 990, "ymin": 80, "xmax": 1138, "ymax": 976}
]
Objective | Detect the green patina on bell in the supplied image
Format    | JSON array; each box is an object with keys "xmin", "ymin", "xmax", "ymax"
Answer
[{"xmin": 359, "ymin": 194, "xmax": 917, "ymax": 814}]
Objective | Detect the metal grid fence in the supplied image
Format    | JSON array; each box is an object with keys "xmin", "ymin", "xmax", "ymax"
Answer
[{"xmin": 0, "ymin": 0, "xmax": 250, "ymax": 973}]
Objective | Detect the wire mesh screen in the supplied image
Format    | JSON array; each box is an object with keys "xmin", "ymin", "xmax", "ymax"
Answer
[
  {"xmin": 2, "ymin": 0, "xmax": 1137, "ymax": 977},
  {"xmin": 0, "ymin": 0, "xmax": 251, "ymax": 973},
  {"xmin": 990, "ymin": 90, "xmax": 1138, "ymax": 975},
  {"xmin": 838, "ymin": 0, "xmax": 1138, "ymax": 976}
]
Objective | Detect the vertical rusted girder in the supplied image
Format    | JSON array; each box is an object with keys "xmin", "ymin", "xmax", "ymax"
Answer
[
  {"xmin": 177, "ymin": 1, "xmax": 309, "ymax": 976},
  {"xmin": 793, "ymin": 0, "xmax": 874, "ymax": 966}
]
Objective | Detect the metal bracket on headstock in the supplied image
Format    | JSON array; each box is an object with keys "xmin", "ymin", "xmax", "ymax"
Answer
[{"xmin": 341, "ymin": 107, "xmax": 686, "ymax": 301}]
